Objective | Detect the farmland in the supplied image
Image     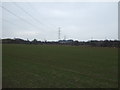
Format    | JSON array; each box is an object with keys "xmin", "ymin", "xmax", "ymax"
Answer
[{"xmin": 2, "ymin": 44, "xmax": 118, "ymax": 88}]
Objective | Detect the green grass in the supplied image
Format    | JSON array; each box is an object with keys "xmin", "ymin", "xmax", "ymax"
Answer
[{"xmin": 2, "ymin": 44, "xmax": 118, "ymax": 88}]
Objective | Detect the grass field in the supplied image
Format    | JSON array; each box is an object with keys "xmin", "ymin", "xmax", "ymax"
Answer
[{"xmin": 2, "ymin": 44, "xmax": 118, "ymax": 88}]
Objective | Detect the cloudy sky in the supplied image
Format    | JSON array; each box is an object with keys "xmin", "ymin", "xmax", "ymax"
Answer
[{"xmin": 1, "ymin": 2, "xmax": 118, "ymax": 41}]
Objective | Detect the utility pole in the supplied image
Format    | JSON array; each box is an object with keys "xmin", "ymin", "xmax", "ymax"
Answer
[
  {"xmin": 105, "ymin": 37, "xmax": 107, "ymax": 40},
  {"xmin": 64, "ymin": 35, "xmax": 66, "ymax": 40},
  {"xmin": 58, "ymin": 27, "xmax": 61, "ymax": 40},
  {"xmin": 91, "ymin": 37, "xmax": 93, "ymax": 41}
]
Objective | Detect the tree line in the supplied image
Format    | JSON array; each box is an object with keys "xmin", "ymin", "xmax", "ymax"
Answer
[{"xmin": 1, "ymin": 38, "xmax": 120, "ymax": 47}]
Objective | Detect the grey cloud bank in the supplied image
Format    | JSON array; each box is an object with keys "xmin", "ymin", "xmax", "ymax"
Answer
[{"xmin": 1, "ymin": 2, "xmax": 118, "ymax": 41}]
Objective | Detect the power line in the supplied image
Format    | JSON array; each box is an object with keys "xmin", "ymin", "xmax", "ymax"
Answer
[
  {"xmin": 13, "ymin": 2, "xmax": 45, "ymax": 26},
  {"xmin": 13, "ymin": 2, "xmax": 58, "ymax": 33},
  {"xmin": 0, "ymin": 6, "xmax": 42, "ymax": 30},
  {"xmin": 2, "ymin": 18, "xmax": 18, "ymax": 26},
  {"xmin": 26, "ymin": 2, "xmax": 57, "ymax": 30},
  {"xmin": 19, "ymin": 2, "xmax": 61, "ymax": 39}
]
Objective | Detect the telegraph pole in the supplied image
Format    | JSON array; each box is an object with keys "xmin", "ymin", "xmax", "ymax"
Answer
[
  {"xmin": 58, "ymin": 27, "xmax": 61, "ymax": 40},
  {"xmin": 64, "ymin": 35, "xmax": 66, "ymax": 40},
  {"xmin": 91, "ymin": 37, "xmax": 93, "ymax": 41}
]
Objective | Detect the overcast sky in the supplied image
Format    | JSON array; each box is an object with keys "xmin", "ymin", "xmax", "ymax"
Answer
[{"xmin": 1, "ymin": 2, "xmax": 118, "ymax": 41}]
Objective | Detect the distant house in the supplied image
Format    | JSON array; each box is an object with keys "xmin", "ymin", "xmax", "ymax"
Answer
[{"xmin": 58, "ymin": 39, "xmax": 74, "ymax": 44}]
